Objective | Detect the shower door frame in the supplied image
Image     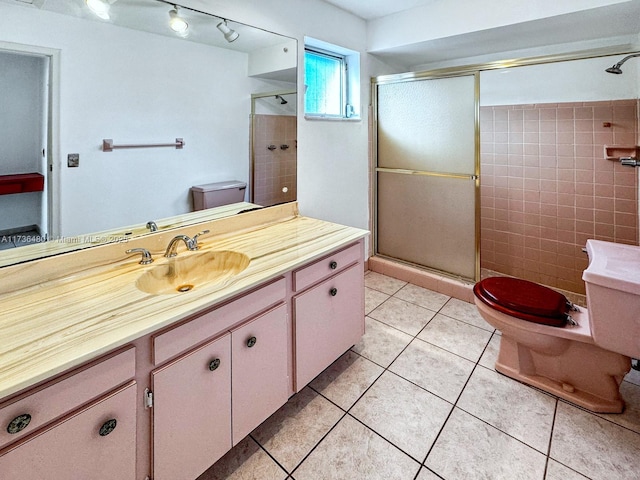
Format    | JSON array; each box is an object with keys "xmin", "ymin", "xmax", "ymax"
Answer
[
  {"xmin": 371, "ymin": 71, "xmax": 481, "ymax": 282},
  {"xmin": 371, "ymin": 46, "xmax": 640, "ymax": 284}
]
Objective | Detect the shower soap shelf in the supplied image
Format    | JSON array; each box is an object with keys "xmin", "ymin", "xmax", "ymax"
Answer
[{"xmin": 604, "ymin": 145, "xmax": 639, "ymax": 161}]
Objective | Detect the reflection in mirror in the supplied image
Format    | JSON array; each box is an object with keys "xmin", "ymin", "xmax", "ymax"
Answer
[
  {"xmin": 251, "ymin": 90, "xmax": 297, "ymax": 207},
  {"xmin": 0, "ymin": 0, "xmax": 296, "ymax": 266}
]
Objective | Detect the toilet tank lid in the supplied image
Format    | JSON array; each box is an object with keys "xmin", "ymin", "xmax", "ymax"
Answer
[{"xmin": 191, "ymin": 180, "xmax": 247, "ymax": 192}]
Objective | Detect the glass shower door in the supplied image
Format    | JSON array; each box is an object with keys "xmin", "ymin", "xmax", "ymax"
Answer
[{"xmin": 375, "ymin": 73, "xmax": 479, "ymax": 280}]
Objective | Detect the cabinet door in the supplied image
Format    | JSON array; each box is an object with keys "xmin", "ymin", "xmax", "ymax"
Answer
[
  {"xmin": 294, "ymin": 263, "xmax": 365, "ymax": 389},
  {"xmin": 152, "ymin": 334, "xmax": 231, "ymax": 480},
  {"xmin": 0, "ymin": 382, "xmax": 136, "ymax": 480},
  {"xmin": 231, "ymin": 304, "xmax": 288, "ymax": 444}
]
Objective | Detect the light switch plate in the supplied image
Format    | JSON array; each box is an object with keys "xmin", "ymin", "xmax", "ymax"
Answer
[{"xmin": 67, "ymin": 153, "xmax": 79, "ymax": 167}]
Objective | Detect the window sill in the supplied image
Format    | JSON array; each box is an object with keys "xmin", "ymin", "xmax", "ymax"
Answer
[{"xmin": 304, "ymin": 115, "xmax": 362, "ymax": 123}]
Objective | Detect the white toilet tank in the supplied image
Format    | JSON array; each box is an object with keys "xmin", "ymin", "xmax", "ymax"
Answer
[{"xmin": 191, "ymin": 180, "xmax": 247, "ymax": 211}]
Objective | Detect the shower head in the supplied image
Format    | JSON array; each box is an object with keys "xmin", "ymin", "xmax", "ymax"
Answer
[
  {"xmin": 605, "ymin": 53, "xmax": 640, "ymax": 74},
  {"xmin": 275, "ymin": 95, "xmax": 287, "ymax": 105}
]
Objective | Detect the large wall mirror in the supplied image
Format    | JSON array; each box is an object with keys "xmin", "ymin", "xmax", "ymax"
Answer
[{"xmin": 0, "ymin": 0, "xmax": 297, "ymax": 267}]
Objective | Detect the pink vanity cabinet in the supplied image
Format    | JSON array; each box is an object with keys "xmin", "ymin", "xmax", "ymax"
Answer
[
  {"xmin": 293, "ymin": 242, "xmax": 365, "ymax": 390},
  {"xmin": 0, "ymin": 347, "xmax": 137, "ymax": 480},
  {"xmin": 0, "ymin": 238, "xmax": 365, "ymax": 480},
  {"xmin": 150, "ymin": 279, "xmax": 288, "ymax": 480}
]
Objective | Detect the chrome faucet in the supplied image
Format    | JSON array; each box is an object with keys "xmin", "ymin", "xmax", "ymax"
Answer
[
  {"xmin": 126, "ymin": 248, "xmax": 153, "ymax": 265},
  {"xmin": 164, "ymin": 230, "xmax": 210, "ymax": 257},
  {"xmin": 146, "ymin": 221, "xmax": 158, "ymax": 232}
]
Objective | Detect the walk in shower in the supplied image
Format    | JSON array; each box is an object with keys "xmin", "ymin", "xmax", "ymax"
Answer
[
  {"xmin": 373, "ymin": 73, "xmax": 479, "ymax": 282},
  {"xmin": 250, "ymin": 91, "xmax": 297, "ymax": 207},
  {"xmin": 373, "ymin": 52, "xmax": 639, "ymax": 297}
]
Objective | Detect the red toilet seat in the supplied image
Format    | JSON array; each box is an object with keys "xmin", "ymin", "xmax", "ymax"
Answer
[{"xmin": 474, "ymin": 277, "xmax": 569, "ymax": 327}]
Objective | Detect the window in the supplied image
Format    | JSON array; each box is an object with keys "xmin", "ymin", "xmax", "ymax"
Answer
[
  {"xmin": 305, "ymin": 48, "xmax": 345, "ymax": 116},
  {"xmin": 304, "ymin": 37, "xmax": 360, "ymax": 120}
]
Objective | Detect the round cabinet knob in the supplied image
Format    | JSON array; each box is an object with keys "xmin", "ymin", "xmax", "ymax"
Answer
[
  {"xmin": 247, "ymin": 336, "xmax": 257, "ymax": 348},
  {"xmin": 208, "ymin": 358, "xmax": 221, "ymax": 371},
  {"xmin": 330, "ymin": 287, "xmax": 338, "ymax": 297},
  {"xmin": 99, "ymin": 419, "xmax": 117, "ymax": 437},
  {"xmin": 329, "ymin": 261, "xmax": 338, "ymax": 270},
  {"xmin": 7, "ymin": 414, "xmax": 31, "ymax": 434}
]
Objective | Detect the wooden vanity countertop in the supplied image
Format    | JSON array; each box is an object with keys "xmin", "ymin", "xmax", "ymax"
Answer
[{"xmin": 0, "ymin": 203, "xmax": 368, "ymax": 399}]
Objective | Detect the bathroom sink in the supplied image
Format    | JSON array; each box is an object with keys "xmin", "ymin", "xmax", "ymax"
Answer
[
  {"xmin": 582, "ymin": 239, "xmax": 640, "ymax": 358},
  {"xmin": 135, "ymin": 250, "xmax": 250, "ymax": 295}
]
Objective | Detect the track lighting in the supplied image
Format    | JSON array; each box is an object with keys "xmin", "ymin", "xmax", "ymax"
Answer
[
  {"xmin": 217, "ymin": 20, "xmax": 239, "ymax": 43},
  {"xmin": 168, "ymin": 6, "xmax": 188, "ymax": 35},
  {"xmin": 85, "ymin": 0, "xmax": 114, "ymax": 20}
]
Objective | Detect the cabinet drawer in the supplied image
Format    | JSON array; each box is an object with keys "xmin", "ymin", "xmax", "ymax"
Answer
[
  {"xmin": 153, "ymin": 277, "xmax": 286, "ymax": 365},
  {"xmin": 0, "ymin": 347, "xmax": 135, "ymax": 449},
  {"xmin": 293, "ymin": 242, "xmax": 361, "ymax": 292},
  {"xmin": 294, "ymin": 263, "xmax": 365, "ymax": 390},
  {"xmin": 0, "ymin": 382, "xmax": 137, "ymax": 480}
]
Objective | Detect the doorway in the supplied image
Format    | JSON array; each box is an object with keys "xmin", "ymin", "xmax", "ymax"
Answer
[{"xmin": 0, "ymin": 43, "xmax": 57, "ymax": 248}]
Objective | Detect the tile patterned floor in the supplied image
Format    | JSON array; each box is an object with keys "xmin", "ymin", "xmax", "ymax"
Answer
[{"xmin": 198, "ymin": 271, "xmax": 640, "ymax": 480}]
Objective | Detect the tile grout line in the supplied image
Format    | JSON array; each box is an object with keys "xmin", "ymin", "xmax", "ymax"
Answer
[
  {"xmin": 286, "ymin": 409, "xmax": 350, "ymax": 478},
  {"xmin": 557, "ymin": 397, "xmax": 640, "ymax": 437},
  {"xmin": 371, "ymin": 274, "xmax": 640, "ymax": 477},
  {"xmin": 371, "ymin": 278, "xmax": 560, "ymax": 476},
  {"xmin": 299, "ymin": 284, "xmax": 451, "ymax": 478},
  {"xmin": 542, "ymin": 399, "xmax": 559, "ymax": 479},
  {"xmin": 384, "ymin": 286, "xmax": 467, "ymax": 478},
  {"xmin": 419, "ymin": 339, "xmax": 490, "ymax": 470},
  {"xmin": 248, "ymin": 433, "xmax": 294, "ymax": 478}
]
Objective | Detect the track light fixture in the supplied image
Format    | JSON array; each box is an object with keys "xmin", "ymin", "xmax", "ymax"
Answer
[
  {"xmin": 217, "ymin": 20, "xmax": 239, "ymax": 43},
  {"xmin": 168, "ymin": 5, "xmax": 188, "ymax": 35}
]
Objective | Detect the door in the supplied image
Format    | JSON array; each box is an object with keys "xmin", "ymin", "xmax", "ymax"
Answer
[
  {"xmin": 0, "ymin": 383, "xmax": 136, "ymax": 480},
  {"xmin": 231, "ymin": 304, "xmax": 288, "ymax": 443},
  {"xmin": 293, "ymin": 263, "xmax": 365, "ymax": 389},
  {"xmin": 152, "ymin": 333, "xmax": 232, "ymax": 480},
  {"xmin": 375, "ymin": 74, "xmax": 479, "ymax": 280}
]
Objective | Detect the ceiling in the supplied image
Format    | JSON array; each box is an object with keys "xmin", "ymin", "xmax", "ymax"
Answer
[
  {"xmin": 321, "ymin": 0, "xmax": 439, "ymax": 20},
  {"xmin": 7, "ymin": 0, "xmax": 640, "ymax": 70},
  {"xmin": 322, "ymin": 0, "xmax": 640, "ymax": 69}
]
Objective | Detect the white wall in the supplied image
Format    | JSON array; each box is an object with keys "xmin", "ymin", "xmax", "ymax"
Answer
[
  {"xmin": 0, "ymin": 3, "xmax": 295, "ymax": 236},
  {"xmin": 179, "ymin": 0, "xmax": 372, "ymax": 235},
  {"xmin": 0, "ymin": 50, "xmax": 46, "ymax": 232},
  {"xmin": 480, "ymin": 55, "xmax": 640, "ymax": 105},
  {"xmin": 255, "ymin": 94, "xmax": 297, "ymax": 116},
  {"xmin": 0, "ymin": 0, "xmax": 377, "ymax": 243},
  {"xmin": 367, "ymin": 0, "xmax": 633, "ymax": 53},
  {"xmin": 248, "ymin": 39, "xmax": 297, "ymax": 78}
]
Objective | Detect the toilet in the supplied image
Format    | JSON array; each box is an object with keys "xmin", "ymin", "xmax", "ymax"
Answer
[
  {"xmin": 190, "ymin": 180, "xmax": 247, "ymax": 211},
  {"xmin": 474, "ymin": 239, "xmax": 636, "ymax": 413}
]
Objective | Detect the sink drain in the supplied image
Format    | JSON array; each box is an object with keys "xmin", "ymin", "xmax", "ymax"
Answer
[{"xmin": 176, "ymin": 284, "xmax": 194, "ymax": 293}]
